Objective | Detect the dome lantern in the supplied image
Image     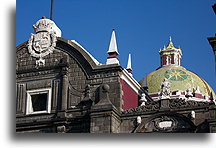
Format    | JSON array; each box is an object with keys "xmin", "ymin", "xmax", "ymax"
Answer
[
  {"xmin": 159, "ymin": 37, "xmax": 182, "ymax": 67},
  {"xmin": 140, "ymin": 37, "xmax": 216, "ymax": 102}
]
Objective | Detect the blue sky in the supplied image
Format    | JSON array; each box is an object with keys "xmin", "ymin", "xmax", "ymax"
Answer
[{"xmin": 16, "ymin": 0, "xmax": 216, "ymax": 91}]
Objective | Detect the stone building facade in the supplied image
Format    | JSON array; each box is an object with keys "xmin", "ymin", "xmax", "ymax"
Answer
[
  {"xmin": 16, "ymin": 17, "xmax": 216, "ymax": 133},
  {"xmin": 208, "ymin": 3, "xmax": 216, "ymax": 90}
]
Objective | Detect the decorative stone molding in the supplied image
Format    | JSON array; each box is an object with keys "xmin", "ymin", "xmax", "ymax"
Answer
[
  {"xmin": 123, "ymin": 98, "xmax": 211, "ymax": 115},
  {"xmin": 169, "ymin": 98, "xmax": 209, "ymax": 109},
  {"xmin": 122, "ymin": 101, "xmax": 159, "ymax": 114},
  {"xmin": 89, "ymin": 72, "xmax": 118, "ymax": 79},
  {"xmin": 16, "ymin": 114, "xmax": 55, "ymax": 124},
  {"xmin": 16, "ymin": 69, "xmax": 58, "ymax": 79}
]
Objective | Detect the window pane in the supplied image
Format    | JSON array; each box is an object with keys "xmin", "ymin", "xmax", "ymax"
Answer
[{"xmin": 31, "ymin": 93, "xmax": 47, "ymax": 112}]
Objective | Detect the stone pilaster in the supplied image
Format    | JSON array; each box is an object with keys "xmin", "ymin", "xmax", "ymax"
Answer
[{"xmin": 61, "ymin": 67, "xmax": 69, "ymax": 111}]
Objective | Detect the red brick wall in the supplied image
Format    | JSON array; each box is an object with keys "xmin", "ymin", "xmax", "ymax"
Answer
[{"xmin": 120, "ymin": 79, "xmax": 138, "ymax": 110}]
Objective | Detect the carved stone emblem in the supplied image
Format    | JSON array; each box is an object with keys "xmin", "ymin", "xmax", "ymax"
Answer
[
  {"xmin": 158, "ymin": 121, "xmax": 173, "ymax": 128},
  {"xmin": 28, "ymin": 32, "xmax": 56, "ymax": 67},
  {"xmin": 28, "ymin": 18, "xmax": 58, "ymax": 67},
  {"xmin": 153, "ymin": 116, "xmax": 176, "ymax": 131}
]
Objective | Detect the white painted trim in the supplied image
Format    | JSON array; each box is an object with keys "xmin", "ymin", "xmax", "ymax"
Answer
[
  {"xmin": 120, "ymin": 69, "xmax": 142, "ymax": 94},
  {"xmin": 106, "ymin": 58, "xmax": 119, "ymax": 65},
  {"xmin": 187, "ymin": 97, "xmax": 210, "ymax": 102},
  {"xmin": 26, "ymin": 88, "xmax": 52, "ymax": 115}
]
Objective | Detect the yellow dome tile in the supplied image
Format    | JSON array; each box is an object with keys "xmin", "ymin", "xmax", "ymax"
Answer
[{"xmin": 146, "ymin": 66, "xmax": 215, "ymax": 98}]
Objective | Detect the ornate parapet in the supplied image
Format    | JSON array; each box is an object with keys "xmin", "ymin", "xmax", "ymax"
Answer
[
  {"xmin": 122, "ymin": 101, "xmax": 160, "ymax": 114},
  {"xmin": 169, "ymin": 98, "xmax": 210, "ymax": 109},
  {"xmin": 122, "ymin": 98, "xmax": 213, "ymax": 115}
]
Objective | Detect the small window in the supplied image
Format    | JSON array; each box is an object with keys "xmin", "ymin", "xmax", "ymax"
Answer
[
  {"xmin": 31, "ymin": 93, "xmax": 47, "ymax": 111},
  {"xmin": 26, "ymin": 88, "xmax": 51, "ymax": 115}
]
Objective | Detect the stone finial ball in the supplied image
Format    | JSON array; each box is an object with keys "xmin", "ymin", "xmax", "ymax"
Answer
[{"xmin": 102, "ymin": 84, "xmax": 110, "ymax": 92}]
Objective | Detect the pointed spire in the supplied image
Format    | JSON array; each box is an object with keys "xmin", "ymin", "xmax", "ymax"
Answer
[
  {"xmin": 106, "ymin": 29, "xmax": 119, "ymax": 65},
  {"xmin": 107, "ymin": 29, "xmax": 119, "ymax": 54},
  {"xmin": 126, "ymin": 54, "xmax": 132, "ymax": 75},
  {"xmin": 126, "ymin": 54, "xmax": 132, "ymax": 70}
]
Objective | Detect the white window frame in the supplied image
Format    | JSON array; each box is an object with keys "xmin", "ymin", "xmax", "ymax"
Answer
[{"xmin": 26, "ymin": 88, "xmax": 52, "ymax": 115}]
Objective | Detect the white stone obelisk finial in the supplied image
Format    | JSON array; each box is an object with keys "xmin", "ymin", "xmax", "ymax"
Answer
[
  {"xmin": 106, "ymin": 29, "xmax": 119, "ymax": 65},
  {"xmin": 107, "ymin": 29, "xmax": 119, "ymax": 54},
  {"xmin": 126, "ymin": 53, "xmax": 132, "ymax": 75}
]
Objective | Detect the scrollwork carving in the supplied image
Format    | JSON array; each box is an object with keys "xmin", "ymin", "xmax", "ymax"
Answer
[
  {"xmin": 123, "ymin": 98, "xmax": 210, "ymax": 115},
  {"xmin": 123, "ymin": 101, "xmax": 159, "ymax": 114},
  {"xmin": 169, "ymin": 98, "xmax": 209, "ymax": 109}
]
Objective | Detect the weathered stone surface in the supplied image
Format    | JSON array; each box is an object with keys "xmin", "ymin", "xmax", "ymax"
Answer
[{"xmin": 16, "ymin": 38, "xmax": 216, "ymax": 133}]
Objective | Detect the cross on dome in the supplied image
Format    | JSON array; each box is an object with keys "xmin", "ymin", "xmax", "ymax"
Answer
[{"xmin": 166, "ymin": 36, "xmax": 176, "ymax": 50}]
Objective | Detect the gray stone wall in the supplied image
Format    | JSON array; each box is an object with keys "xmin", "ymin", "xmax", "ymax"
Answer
[
  {"xmin": 16, "ymin": 39, "xmax": 216, "ymax": 133},
  {"xmin": 111, "ymin": 113, "xmax": 121, "ymax": 133},
  {"xmin": 90, "ymin": 113, "xmax": 112, "ymax": 133},
  {"xmin": 16, "ymin": 39, "xmax": 123, "ymax": 112},
  {"xmin": 16, "ymin": 38, "xmax": 125, "ymax": 133}
]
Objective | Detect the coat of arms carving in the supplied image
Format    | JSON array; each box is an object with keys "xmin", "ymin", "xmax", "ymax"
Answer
[{"xmin": 28, "ymin": 17, "xmax": 59, "ymax": 67}]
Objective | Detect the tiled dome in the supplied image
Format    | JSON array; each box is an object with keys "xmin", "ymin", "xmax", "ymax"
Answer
[
  {"xmin": 145, "ymin": 66, "xmax": 215, "ymax": 98},
  {"xmin": 140, "ymin": 37, "xmax": 215, "ymax": 100}
]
